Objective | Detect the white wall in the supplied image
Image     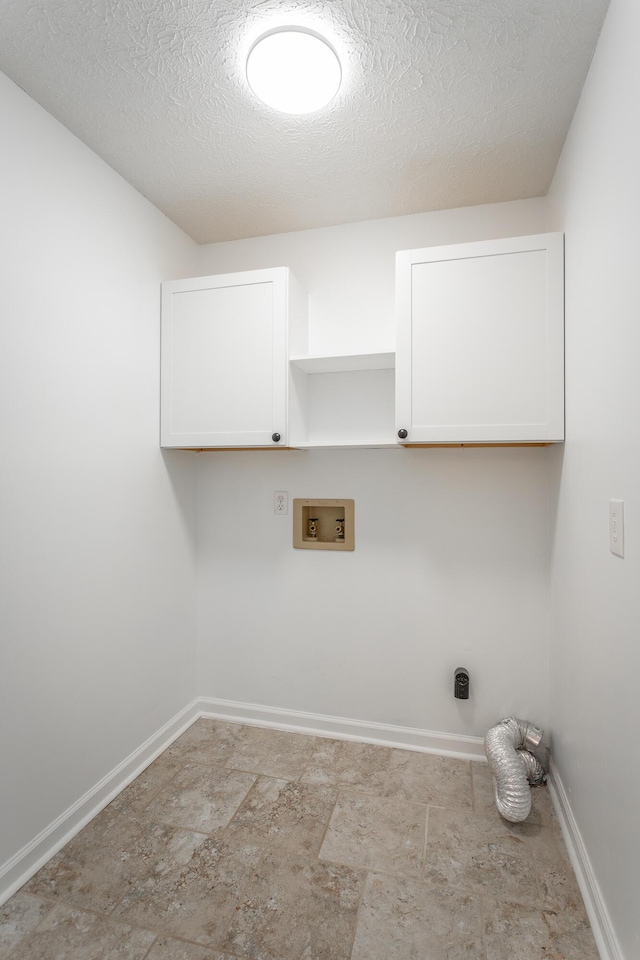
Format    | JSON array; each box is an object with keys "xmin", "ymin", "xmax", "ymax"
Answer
[
  {"xmin": 196, "ymin": 199, "xmax": 553, "ymax": 738},
  {"xmin": 0, "ymin": 73, "xmax": 199, "ymax": 875},
  {"xmin": 196, "ymin": 199, "xmax": 548, "ymax": 357},
  {"xmin": 546, "ymin": 1, "xmax": 640, "ymax": 956}
]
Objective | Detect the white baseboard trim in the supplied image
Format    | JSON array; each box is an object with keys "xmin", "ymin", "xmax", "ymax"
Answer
[
  {"xmin": 0, "ymin": 698, "xmax": 201, "ymax": 907},
  {"xmin": 197, "ymin": 696, "xmax": 486, "ymax": 760},
  {"xmin": 548, "ymin": 759, "xmax": 623, "ymax": 960}
]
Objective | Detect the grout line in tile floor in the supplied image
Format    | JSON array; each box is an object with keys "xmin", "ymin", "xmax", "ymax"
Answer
[
  {"xmin": 138, "ymin": 937, "xmax": 157, "ymax": 960},
  {"xmin": 478, "ymin": 894, "xmax": 489, "ymax": 960},
  {"xmin": 422, "ymin": 804, "xmax": 430, "ymax": 862},
  {"xmin": 294, "ymin": 742, "xmax": 317, "ymax": 784},
  {"xmin": 345, "ymin": 871, "xmax": 369, "ymax": 960},
  {"xmin": 314, "ymin": 791, "xmax": 341, "ymax": 857}
]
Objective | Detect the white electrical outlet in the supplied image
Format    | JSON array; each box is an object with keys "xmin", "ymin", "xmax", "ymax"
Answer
[
  {"xmin": 609, "ymin": 499, "xmax": 624, "ymax": 558},
  {"xmin": 274, "ymin": 491, "xmax": 288, "ymax": 515}
]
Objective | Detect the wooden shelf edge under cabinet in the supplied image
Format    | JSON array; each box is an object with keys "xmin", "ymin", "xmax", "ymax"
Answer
[
  {"xmin": 170, "ymin": 446, "xmax": 303, "ymax": 452},
  {"xmin": 400, "ymin": 442, "xmax": 556, "ymax": 448}
]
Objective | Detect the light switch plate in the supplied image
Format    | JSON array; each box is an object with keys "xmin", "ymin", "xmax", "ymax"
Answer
[{"xmin": 609, "ymin": 499, "xmax": 624, "ymax": 558}]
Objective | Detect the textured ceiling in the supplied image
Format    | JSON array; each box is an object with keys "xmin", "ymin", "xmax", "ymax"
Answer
[{"xmin": 0, "ymin": 0, "xmax": 609, "ymax": 244}]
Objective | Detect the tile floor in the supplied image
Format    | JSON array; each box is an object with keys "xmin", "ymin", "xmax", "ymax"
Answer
[{"xmin": 0, "ymin": 720, "xmax": 600, "ymax": 959}]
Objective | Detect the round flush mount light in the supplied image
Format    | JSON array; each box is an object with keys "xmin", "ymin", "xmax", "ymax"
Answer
[{"xmin": 246, "ymin": 28, "xmax": 341, "ymax": 114}]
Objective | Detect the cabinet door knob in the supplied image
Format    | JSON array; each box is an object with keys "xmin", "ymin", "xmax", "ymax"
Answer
[
  {"xmin": 397, "ymin": 429, "xmax": 408, "ymax": 439},
  {"xmin": 272, "ymin": 433, "xmax": 281, "ymax": 443}
]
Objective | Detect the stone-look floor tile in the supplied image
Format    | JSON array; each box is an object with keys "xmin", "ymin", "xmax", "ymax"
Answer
[
  {"xmin": 7, "ymin": 902, "xmax": 155, "ymax": 960},
  {"xmin": 534, "ymin": 857, "xmax": 587, "ymax": 911},
  {"xmin": 221, "ymin": 851, "xmax": 365, "ymax": 960},
  {"xmin": 25, "ymin": 816, "xmax": 180, "ymax": 914},
  {"xmin": 385, "ymin": 749, "xmax": 474, "ymax": 808},
  {"xmin": 175, "ymin": 719, "xmax": 245, "ymax": 757},
  {"xmin": 424, "ymin": 807, "xmax": 540, "ymax": 903},
  {"xmin": 0, "ymin": 893, "xmax": 52, "ymax": 959},
  {"xmin": 543, "ymin": 903, "xmax": 601, "ymax": 959},
  {"xmin": 484, "ymin": 898, "xmax": 554, "ymax": 960},
  {"xmin": 319, "ymin": 792, "xmax": 426, "ymax": 878},
  {"xmin": 484, "ymin": 897, "xmax": 600, "ymax": 960},
  {"xmin": 504, "ymin": 816, "xmax": 569, "ymax": 865},
  {"xmin": 135, "ymin": 721, "xmax": 246, "ymax": 790},
  {"xmin": 223, "ymin": 726, "xmax": 318, "ymax": 780},
  {"xmin": 166, "ymin": 720, "xmax": 246, "ymax": 769},
  {"xmin": 113, "ymin": 833, "xmax": 262, "ymax": 946},
  {"xmin": 107, "ymin": 721, "xmax": 244, "ymax": 821},
  {"xmin": 146, "ymin": 937, "xmax": 240, "ymax": 959},
  {"xmin": 145, "ymin": 765, "xmax": 256, "ymax": 834},
  {"xmin": 224, "ymin": 777, "xmax": 337, "ymax": 855},
  {"xmin": 106, "ymin": 758, "xmax": 184, "ymax": 818},
  {"xmin": 301, "ymin": 738, "xmax": 392, "ymax": 794},
  {"xmin": 351, "ymin": 872, "xmax": 484, "ymax": 960}
]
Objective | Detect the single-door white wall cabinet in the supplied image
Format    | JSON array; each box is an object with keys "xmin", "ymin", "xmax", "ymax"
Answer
[
  {"xmin": 395, "ymin": 233, "xmax": 564, "ymax": 444},
  {"xmin": 161, "ymin": 267, "xmax": 307, "ymax": 448}
]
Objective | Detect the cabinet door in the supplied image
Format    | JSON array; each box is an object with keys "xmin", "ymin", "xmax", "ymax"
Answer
[
  {"xmin": 395, "ymin": 233, "xmax": 564, "ymax": 444},
  {"xmin": 161, "ymin": 268, "xmax": 288, "ymax": 448}
]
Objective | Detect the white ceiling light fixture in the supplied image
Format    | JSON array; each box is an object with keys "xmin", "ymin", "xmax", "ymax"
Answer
[{"xmin": 246, "ymin": 27, "xmax": 342, "ymax": 115}]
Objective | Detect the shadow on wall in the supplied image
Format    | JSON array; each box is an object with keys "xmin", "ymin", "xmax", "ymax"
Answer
[
  {"xmin": 161, "ymin": 449, "xmax": 198, "ymax": 544},
  {"xmin": 546, "ymin": 443, "xmax": 565, "ymax": 568}
]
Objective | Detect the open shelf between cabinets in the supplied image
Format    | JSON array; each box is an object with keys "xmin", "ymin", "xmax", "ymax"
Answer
[{"xmin": 289, "ymin": 351, "xmax": 395, "ymax": 373}]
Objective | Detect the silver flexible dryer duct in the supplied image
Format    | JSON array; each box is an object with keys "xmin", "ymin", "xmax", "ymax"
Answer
[{"xmin": 484, "ymin": 717, "xmax": 548, "ymax": 822}]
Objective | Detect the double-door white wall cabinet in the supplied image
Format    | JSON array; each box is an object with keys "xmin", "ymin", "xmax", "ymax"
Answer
[
  {"xmin": 395, "ymin": 233, "xmax": 564, "ymax": 444},
  {"xmin": 161, "ymin": 267, "xmax": 306, "ymax": 448}
]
